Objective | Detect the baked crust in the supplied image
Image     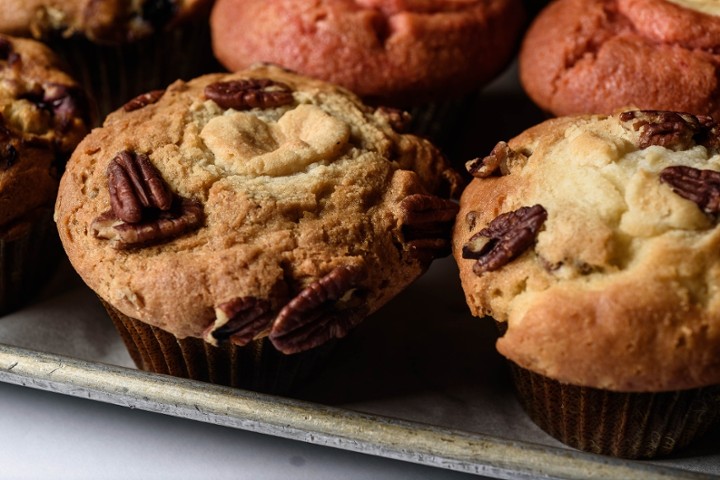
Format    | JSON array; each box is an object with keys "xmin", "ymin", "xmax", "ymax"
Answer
[
  {"xmin": 0, "ymin": 0, "xmax": 211, "ymax": 44},
  {"xmin": 56, "ymin": 65, "xmax": 461, "ymax": 352},
  {"xmin": 453, "ymin": 112, "xmax": 720, "ymax": 392},
  {"xmin": 210, "ymin": 0, "xmax": 525, "ymax": 106},
  {"xmin": 519, "ymin": 0, "xmax": 720, "ymax": 119},
  {"xmin": 0, "ymin": 34, "xmax": 88, "ymax": 229}
]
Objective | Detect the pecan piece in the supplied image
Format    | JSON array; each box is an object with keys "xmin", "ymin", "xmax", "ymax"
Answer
[
  {"xmin": 462, "ymin": 205, "xmax": 547, "ymax": 275},
  {"xmin": 204, "ymin": 79, "xmax": 294, "ymax": 110},
  {"xmin": 91, "ymin": 198, "xmax": 203, "ymax": 249},
  {"xmin": 399, "ymin": 194, "xmax": 459, "ymax": 262},
  {"xmin": 660, "ymin": 165, "xmax": 720, "ymax": 214},
  {"xmin": 466, "ymin": 141, "xmax": 527, "ymax": 178},
  {"xmin": 619, "ymin": 110, "xmax": 720, "ymax": 151},
  {"xmin": 108, "ymin": 150, "xmax": 173, "ymax": 223},
  {"xmin": 42, "ymin": 83, "xmax": 88, "ymax": 130},
  {"xmin": 205, "ymin": 297, "xmax": 274, "ymax": 346},
  {"xmin": 269, "ymin": 266, "xmax": 368, "ymax": 354},
  {"xmin": 123, "ymin": 89, "xmax": 165, "ymax": 112}
]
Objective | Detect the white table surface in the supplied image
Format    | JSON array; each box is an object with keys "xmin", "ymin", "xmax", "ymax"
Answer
[{"xmin": 0, "ymin": 380, "xmax": 483, "ymax": 480}]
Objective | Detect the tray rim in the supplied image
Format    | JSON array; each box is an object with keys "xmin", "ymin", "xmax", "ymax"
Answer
[{"xmin": 0, "ymin": 342, "xmax": 712, "ymax": 480}]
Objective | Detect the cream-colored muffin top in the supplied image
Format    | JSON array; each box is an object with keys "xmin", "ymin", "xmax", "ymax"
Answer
[
  {"xmin": 453, "ymin": 111, "xmax": 720, "ymax": 392},
  {"xmin": 0, "ymin": 34, "xmax": 88, "ymax": 231},
  {"xmin": 0, "ymin": 0, "xmax": 210, "ymax": 44},
  {"xmin": 56, "ymin": 65, "xmax": 461, "ymax": 354}
]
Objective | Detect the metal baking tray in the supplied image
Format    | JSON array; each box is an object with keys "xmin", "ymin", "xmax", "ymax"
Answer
[{"xmin": 0, "ymin": 256, "xmax": 717, "ymax": 480}]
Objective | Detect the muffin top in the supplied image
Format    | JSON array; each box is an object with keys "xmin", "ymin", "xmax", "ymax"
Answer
[
  {"xmin": 519, "ymin": 0, "xmax": 720, "ymax": 119},
  {"xmin": 0, "ymin": 0, "xmax": 210, "ymax": 44},
  {"xmin": 56, "ymin": 64, "xmax": 461, "ymax": 354},
  {"xmin": 211, "ymin": 0, "xmax": 525, "ymax": 106},
  {"xmin": 453, "ymin": 110, "xmax": 720, "ymax": 392},
  {"xmin": 0, "ymin": 34, "xmax": 88, "ymax": 231}
]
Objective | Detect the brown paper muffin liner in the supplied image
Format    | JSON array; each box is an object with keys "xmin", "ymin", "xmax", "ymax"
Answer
[
  {"xmin": 48, "ymin": 20, "xmax": 220, "ymax": 124},
  {"xmin": 507, "ymin": 362, "xmax": 720, "ymax": 458},
  {"xmin": 0, "ymin": 208, "xmax": 61, "ymax": 315},
  {"xmin": 99, "ymin": 299, "xmax": 334, "ymax": 394}
]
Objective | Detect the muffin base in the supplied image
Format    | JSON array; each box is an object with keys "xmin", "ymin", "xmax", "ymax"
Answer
[
  {"xmin": 0, "ymin": 208, "xmax": 61, "ymax": 315},
  {"xmin": 100, "ymin": 299, "xmax": 333, "ymax": 394},
  {"xmin": 508, "ymin": 362, "xmax": 720, "ymax": 458}
]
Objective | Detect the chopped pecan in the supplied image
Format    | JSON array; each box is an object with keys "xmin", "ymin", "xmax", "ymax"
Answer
[
  {"xmin": 91, "ymin": 198, "xmax": 203, "ymax": 249},
  {"xmin": 399, "ymin": 194, "xmax": 459, "ymax": 262},
  {"xmin": 463, "ymin": 205, "xmax": 547, "ymax": 275},
  {"xmin": 466, "ymin": 141, "xmax": 527, "ymax": 178},
  {"xmin": 204, "ymin": 79, "xmax": 294, "ymax": 110},
  {"xmin": 619, "ymin": 110, "xmax": 720, "ymax": 151},
  {"xmin": 269, "ymin": 266, "xmax": 367, "ymax": 354},
  {"xmin": 205, "ymin": 297, "xmax": 274, "ymax": 346},
  {"xmin": 660, "ymin": 165, "xmax": 720, "ymax": 214},
  {"xmin": 107, "ymin": 150, "xmax": 173, "ymax": 223},
  {"xmin": 376, "ymin": 106, "xmax": 412, "ymax": 132},
  {"xmin": 42, "ymin": 83, "xmax": 88, "ymax": 130},
  {"xmin": 123, "ymin": 89, "xmax": 165, "ymax": 112}
]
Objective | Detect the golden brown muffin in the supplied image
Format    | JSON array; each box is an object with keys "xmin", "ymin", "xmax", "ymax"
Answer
[
  {"xmin": 519, "ymin": 0, "xmax": 720, "ymax": 119},
  {"xmin": 0, "ymin": 34, "xmax": 89, "ymax": 312},
  {"xmin": 210, "ymin": 0, "xmax": 525, "ymax": 107},
  {"xmin": 453, "ymin": 110, "xmax": 720, "ymax": 457},
  {"xmin": 55, "ymin": 64, "xmax": 461, "ymax": 391}
]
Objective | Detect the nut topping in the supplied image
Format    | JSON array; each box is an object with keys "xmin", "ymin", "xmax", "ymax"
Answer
[
  {"xmin": 91, "ymin": 198, "xmax": 203, "ymax": 249},
  {"xmin": 205, "ymin": 297, "xmax": 274, "ymax": 346},
  {"xmin": 204, "ymin": 79, "xmax": 294, "ymax": 110},
  {"xmin": 376, "ymin": 106, "xmax": 412, "ymax": 132},
  {"xmin": 463, "ymin": 205, "xmax": 547, "ymax": 275},
  {"xmin": 399, "ymin": 194, "xmax": 459, "ymax": 262},
  {"xmin": 123, "ymin": 89, "xmax": 165, "ymax": 112},
  {"xmin": 660, "ymin": 165, "xmax": 720, "ymax": 214},
  {"xmin": 108, "ymin": 150, "xmax": 173, "ymax": 223},
  {"xmin": 619, "ymin": 110, "xmax": 720, "ymax": 151},
  {"xmin": 270, "ymin": 266, "xmax": 367, "ymax": 354},
  {"xmin": 466, "ymin": 141, "xmax": 527, "ymax": 178}
]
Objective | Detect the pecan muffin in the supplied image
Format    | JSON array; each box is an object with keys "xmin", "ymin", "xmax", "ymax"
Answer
[
  {"xmin": 210, "ymin": 0, "xmax": 525, "ymax": 140},
  {"xmin": 0, "ymin": 34, "xmax": 89, "ymax": 313},
  {"xmin": 519, "ymin": 0, "xmax": 720, "ymax": 119},
  {"xmin": 453, "ymin": 110, "xmax": 720, "ymax": 458},
  {"xmin": 0, "ymin": 0, "xmax": 216, "ymax": 120},
  {"xmin": 55, "ymin": 64, "xmax": 462, "ymax": 392}
]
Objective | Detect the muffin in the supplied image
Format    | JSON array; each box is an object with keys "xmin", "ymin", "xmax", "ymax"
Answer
[
  {"xmin": 210, "ymin": 0, "xmax": 526, "ymax": 139},
  {"xmin": 0, "ymin": 0, "xmax": 217, "ymax": 121},
  {"xmin": 519, "ymin": 0, "xmax": 720, "ymax": 120},
  {"xmin": 453, "ymin": 110, "xmax": 720, "ymax": 458},
  {"xmin": 0, "ymin": 34, "xmax": 89, "ymax": 313},
  {"xmin": 55, "ymin": 64, "xmax": 462, "ymax": 392}
]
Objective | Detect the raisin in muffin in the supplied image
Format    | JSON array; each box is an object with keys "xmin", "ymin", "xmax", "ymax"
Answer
[
  {"xmin": 453, "ymin": 110, "xmax": 720, "ymax": 458},
  {"xmin": 519, "ymin": 0, "xmax": 720, "ymax": 119},
  {"xmin": 55, "ymin": 64, "xmax": 462, "ymax": 392},
  {"xmin": 0, "ymin": 0, "xmax": 216, "ymax": 120},
  {"xmin": 0, "ymin": 34, "xmax": 89, "ymax": 313}
]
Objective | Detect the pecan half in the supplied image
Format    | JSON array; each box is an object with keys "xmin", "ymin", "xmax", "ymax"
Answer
[
  {"xmin": 619, "ymin": 110, "xmax": 720, "ymax": 151},
  {"xmin": 466, "ymin": 141, "xmax": 527, "ymax": 178},
  {"xmin": 123, "ymin": 89, "xmax": 165, "ymax": 112},
  {"xmin": 660, "ymin": 165, "xmax": 720, "ymax": 214},
  {"xmin": 204, "ymin": 79, "xmax": 294, "ymax": 110},
  {"xmin": 91, "ymin": 198, "xmax": 203, "ymax": 249},
  {"xmin": 205, "ymin": 297, "xmax": 274, "ymax": 346},
  {"xmin": 108, "ymin": 150, "xmax": 173, "ymax": 223},
  {"xmin": 399, "ymin": 194, "xmax": 459, "ymax": 262},
  {"xmin": 376, "ymin": 106, "xmax": 412, "ymax": 133},
  {"xmin": 269, "ymin": 266, "xmax": 367, "ymax": 354},
  {"xmin": 463, "ymin": 205, "xmax": 547, "ymax": 275}
]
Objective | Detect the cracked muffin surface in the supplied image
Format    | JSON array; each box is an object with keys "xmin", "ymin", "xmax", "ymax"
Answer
[
  {"xmin": 519, "ymin": 0, "xmax": 720, "ymax": 119},
  {"xmin": 210, "ymin": 0, "xmax": 525, "ymax": 106},
  {"xmin": 55, "ymin": 64, "xmax": 461, "ymax": 354},
  {"xmin": 453, "ymin": 110, "xmax": 720, "ymax": 392}
]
